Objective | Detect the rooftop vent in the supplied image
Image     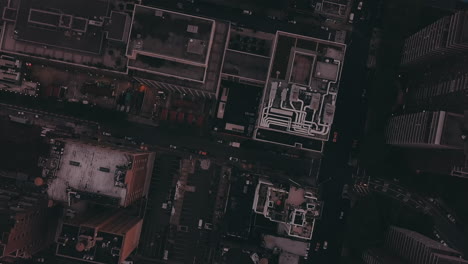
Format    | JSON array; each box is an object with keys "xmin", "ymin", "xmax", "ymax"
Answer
[
  {"xmin": 187, "ymin": 25, "xmax": 198, "ymax": 34},
  {"xmin": 155, "ymin": 10, "xmax": 163, "ymax": 17}
]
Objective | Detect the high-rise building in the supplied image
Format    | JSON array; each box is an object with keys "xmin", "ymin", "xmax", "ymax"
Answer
[
  {"xmin": 385, "ymin": 111, "xmax": 464, "ymax": 149},
  {"xmin": 42, "ymin": 139, "xmax": 155, "ymax": 208},
  {"xmin": 362, "ymin": 226, "xmax": 468, "ymax": 264},
  {"xmin": 55, "ymin": 208, "xmax": 143, "ymax": 264},
  {"xmin": 385, "ymin": 10, "xmax": 468, "ymax": 175},
  {"xmin": 400, "ymin": 10, "xmax": 468, "ymax": 68},
  {"xmin": 0, "ymin": 181, "xmax": 59, "ymax": 261}
]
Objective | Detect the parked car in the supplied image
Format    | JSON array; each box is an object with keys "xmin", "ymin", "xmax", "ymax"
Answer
[
  {"xmin": 349, "ymin": 13, "xmax": 355, "ymax": 23},
  {"xmin": 229, "ymin": 142, "xmax": 241, "ymax": 148},
  {"xmin": 229, "ymin": 157, "xmax": 239, "ymax": 162},
  {"xmin": 169, "ymin": 145, "xmax": 177, "ymax": 150},
  {"xmin": 198, "ymin": 150, "xmax": 208, "ymax": 156},
  {"xmin": 242, "ymin": 10, "xmax": 253, "ymax": 15},
  {"xmin": 339, "ymin": 211, "xmax": 344, "ymax": 220},
  {"xmin": 332, "ymin": 131, "xmax": 339, "ymax": 142},
  {"xmin": 447, "ymin": 214, "xmax": 456, "ymax": 224},
  {"xmin": 314, "ymin": 242, "xmax": 321, "ymax": 251},
  {"xmin": 323, "ymin": 241, "xmax": 328, "ymax": 250},
  {"xmin": 357, "ymin": 1, "xmax": 363, "ymax": 10}
]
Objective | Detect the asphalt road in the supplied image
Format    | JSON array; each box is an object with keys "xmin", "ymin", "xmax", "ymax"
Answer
[
  {"xmin": 306, "ymin": 4, "xmax": 375, "ymax": 263},
  {"xmin": 102, "ymin": 121, "xmax": 319, "ymax": 183}
]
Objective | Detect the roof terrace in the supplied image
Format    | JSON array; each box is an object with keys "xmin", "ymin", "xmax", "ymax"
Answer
[{"xmin": 252, "ymin": 179, "xmax": 322, "ymax": 240}]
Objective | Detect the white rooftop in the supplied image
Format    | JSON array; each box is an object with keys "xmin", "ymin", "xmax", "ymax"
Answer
[{"xmin": 47, "ymin": 141, "xmax": 131, "ymax": 206}]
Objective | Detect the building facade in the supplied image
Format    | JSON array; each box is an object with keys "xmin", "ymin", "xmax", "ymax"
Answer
[
  {"xmin": 385, "ymin": 111, "xmax": 464, "ymax": 149},
  {"xmin": 400, "ymin": 10, "xmax": 468, "ymax": 67},
  {"xmin": 386, "ymin": 226, "xmax": 468, "ymax": 264},
  {"xmin": 56, "ymin": 209, "xmax": 143, "ymax": 264},
  {"xmin": 0, "ymin": 181, "xmax": 59, "ymax": 261},
  {"xmin": 363, "ymin": 226, "xmax": 468, "ymax": 264}
]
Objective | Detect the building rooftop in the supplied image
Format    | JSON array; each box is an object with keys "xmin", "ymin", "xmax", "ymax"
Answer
[
  {"xmin": 252, "ymin": 179, "xmax": 322, "ymax": 240},
  {"xmin": 56, "ymin": 208, "xmax": 143, "ymax": 264},
  {"xmin": 129, "ymin": 5, "xmax": 229, "ymax": 98},
  {"xmin": 127, "ymin": 5, "xmax": 214, "ymax": 82},
  {"xmin": 8, "ymin": 0, "xmax": 110, "ymax": 54},
  {"xmin": 106, "ymin": 11, "xmax": 130, "ymax": 42},
  {"xmin": 45, "ymin": 139, "xmax": 153, "ymax": 207},
  {"xmin": 254, "ymin": 31, "xmax": 346, "ymax": 152}
]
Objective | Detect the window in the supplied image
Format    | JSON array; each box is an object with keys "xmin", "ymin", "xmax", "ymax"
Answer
[{"xmin": 69, "ymin": 161, "xmax": 80, "ymax": 166}]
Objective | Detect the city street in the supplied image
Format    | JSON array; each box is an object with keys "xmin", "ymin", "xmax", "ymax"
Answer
[{"xmin": 307, "ymin": 1, "xmax": 376, "ymax": 262}]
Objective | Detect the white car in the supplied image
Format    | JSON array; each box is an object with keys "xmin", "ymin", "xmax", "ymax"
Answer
[
  {"xmin": 243, "ymin": 10, "xmax": 252, "ymax": 15},
  {"xmin": 339, "ymin": 211, "xmax": 344, "ymax": 220},
  {"xmin": 169, "ymin": 145, "xmax": 177, "ymax": 150},
  {"xmin": 229, "ymin": 157, "xmax": 239, "ymax": 162},
  {"xmin": 288, "ymin": 19, "xmax": 297, "ymax": 24},
  {"xmin": 323, "ymin": 241, "xmax": 328, "ymax": 250},
  {"xmin": 357, "ymin": 1, "xmax": 363, "ymax": 10}
]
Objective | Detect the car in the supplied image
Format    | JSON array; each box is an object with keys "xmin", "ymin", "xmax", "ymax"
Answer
[
  {"xmin": 357, "ymin": 1, "xmax": 363, "ymax": 10},
  {"xmin": 169, "ymin": 145, "xmax": 177, "ymax": 150},
  {"xmin": 102, "ymin": 131, "xmax": 111, "ymax": 137},
  {"xmin": 198, "ymin": 150, "xmax": 208, "ymax": 156},
  {"xmin": 288, "ymin": 19, "xmax": 297, "ymax": 24},
  {"xmin": 342, "ymin": 184, "xmax": 350, "ymax": 199},
  {"xmin": 332, "ymin": 131, "xmax": 338, "ymax": 142},
  {"xmin": 447, "ymin": 214, "xmax": 456, "ymax": 224},
  {"xmin": 323, "ymin": 241, "xmax": 328, "ymax": 250},
  {"xmin": 321, "ymin": 26, "xmax": 329, "ymax": 31},
  {"xmin": 268, "ymin": 15, "xmax": 278, "ymax": 20},
  {"xmin": 242, "ymin": 10, "xmax": 253, "ymax": 15},
  {"xmin": 216, "ymin": 139, "xmax": 224, "ymax": 144},
  {"xmin": 229, "ymin": 157, "xmax": 239, "ymax": 162},
  {"xmin": 314, "ymin": 242, "xmax": 321, "ymax": 252},
  {"xmin": 349, "ymin": 13, "xmax": 355, "ymax": 23},
  {"xmin": 325, "ymin": 18, "xmax": 337, "ymax": 24},
  {"xmin": 339, "ymin": 211, "xmax": 344, "ymax": 220}
]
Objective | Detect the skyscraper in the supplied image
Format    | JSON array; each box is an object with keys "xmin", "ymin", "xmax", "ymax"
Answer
[
  {"xmin": 384, "ymin": 10, "xmax": 468, "ymax": 175},
  {"xmin": 362, "ymin": 226, "xmax": 468, "ymax": 264}
]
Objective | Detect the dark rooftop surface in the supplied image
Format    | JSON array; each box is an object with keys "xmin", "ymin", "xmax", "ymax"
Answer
[
  {"xmin": 128, "ymin": 5, "xmax": 214, "ymax": 63},
  {"xmin": 107, "ymin": 11, "xmax": 127, "ymax": 41},
  {"xmin": 224, "ymin": 171, "xmax": 256, "ymax": 239},
  {"xmin": 0, "ymin": 120, "xmax": 44, "ymax": 176},
  {"xmin": 13, "ymin": 0, "xmax": 109, "ymax": 54},
  {"xmin": 222, "ymin": 50, "xmax": 270, "ymax": 81},
  {"xmin": 129, "ymin": 54, "xmax": 206, "ymax": 81}
]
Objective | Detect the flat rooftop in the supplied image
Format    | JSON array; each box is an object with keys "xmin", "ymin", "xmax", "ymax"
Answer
[
  {"xmin": 254, "ymin": 31, "xmax": 346, "ymax": 151},
  {"xmin": 252, "ymin": 179, "xmax": 322, "ymax": 240},
  {"xmin": 11, "ymin": 0, "xmax": 109, "ymax": 54},
  {"xmin": 130, "ymin": 6, "xmax": 229, "ymax": 98},
  {"xmin": 106, "ymin": 11, "xmax": 130, "ymax": 42},
  {"xmin": 46, "ymin": 140, "xmax": 145, "ymax": 207},
  {"xmin": 127, "ymin": 5, "xmax": 215, "ymax": 82}
]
